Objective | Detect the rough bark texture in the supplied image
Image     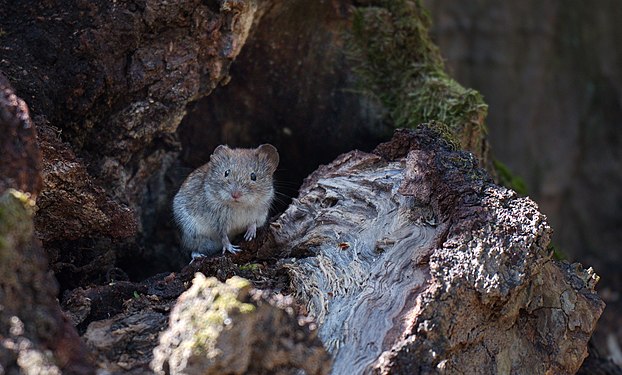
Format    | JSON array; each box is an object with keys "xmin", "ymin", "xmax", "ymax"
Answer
[
  {"xmin": 59, "ymin": 263, "xmax": 322, "ymax": 373},
  {"xmin": 35, "ymin": 124, "xmax": 140, "ymax": 287},
  {"xmin": 0, "ymin": 192, "xmax": 94, "ymax": 375},
  {"xmin": 82, "ymin": 296, "xmax": 171, "ymax": 374},
  {"xmin": 151, "ymin": 274, "xmax": 331, "ymax": 375},
  {"xmin": 35, "ymin": 124, "xmax": 137, "ymax": 244},
  {"xmin": 423, "ymin": 1, "xmax": 622, "ymax": 364},
  {"xmin": 0, "ymin": 0, "xmax": 259, "ymax": 280},
  {"xmin": 0, "ymin": 74, "xmax": 41, "ymax": 197},
  {"xmin": 1, "ymin": 0, "xmax": 491, "ymax": 280},
  {"xmin": 59, "ymin": 256, "xmax": 293, "ymax": 373},
  {"xmin": 269, "ymin": 127, "xmax": 604, "ymax": 374},
  {"xmin": 0, "ymin": 80, "xmax": 93, "ymax": 374}
]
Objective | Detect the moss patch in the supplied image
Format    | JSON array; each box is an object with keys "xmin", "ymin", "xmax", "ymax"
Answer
[
  {"xmin": 348, "ymin": 0, "xmax": 488, "ymax": 160},
  {"xmin": 238, "ymin": 263, "xmax": 261, "ymax": 272},
  {"xmin": 0, "ymin": 190, "xmax": 35, "ymax": 255},
  {"xmin": 548, "ymin": 243, "xmax": 566, "ymax": 261},
  {"xmin": 492, "ymin": 160, "xmax": 528, "ymax": 196},
  {"xmin": 180, "ymin": 274, "xmax": 256, "ymax": 354}
]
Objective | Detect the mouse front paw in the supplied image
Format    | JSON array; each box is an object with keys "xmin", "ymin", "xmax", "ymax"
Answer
[
  {"xmin": 244, "ymin": 223, "xmax": 257, "ymax": 241},
  {"xmin": 190, "ymin": 251, "xmax": 208, "ymax": 262},
  {"xmin": 222, "ymin": 243, "xmax": 241, "ymax": 254}
]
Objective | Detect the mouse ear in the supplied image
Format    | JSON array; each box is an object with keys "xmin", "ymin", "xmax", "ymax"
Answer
[
  {"xmin": 211, "ymin": 145, "xmax": 230, "ymax": 159},
  {"xmin": 257, "ymin": 144, "xmax": 279, "ymax": 173}
]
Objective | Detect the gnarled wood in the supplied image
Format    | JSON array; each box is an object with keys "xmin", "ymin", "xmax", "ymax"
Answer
[{"xmin": 268, "ymin": 127, "xmax": 604, "ymax": 374}]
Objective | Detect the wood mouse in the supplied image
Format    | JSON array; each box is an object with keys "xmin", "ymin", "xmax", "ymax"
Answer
[{"xmin": 173, "ymin": 144, "xmax": 279, "ymax": 259}]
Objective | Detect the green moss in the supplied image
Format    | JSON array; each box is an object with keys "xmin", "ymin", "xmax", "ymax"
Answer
[
  {"xmin": 238, "ymin": 263, "xmax": 261, "ymax": 272},
  {"xmin": 426, "ymin": 120, "xmax": 459, "ymax": 150},
  {"xmin": 492, "ymin": 159, "xmax": 528, "ymax": 196},
  {"xmin": 348, "ymin": 0, "xmax": 488, "ymax": 159},
  {"xmin": 0, "ymin": 190, "xmax": 36, "ymax": 290},
  {"xmin": 0, "ymin": 190, "xmax": 35, "ymax": 253},
  {"xmin": 548, "ymin": 243, "xmax": 566, "ymax": 261},
  {"xmin": 185, "ymin": 274, "xmax": 256, "ymax": 354}
]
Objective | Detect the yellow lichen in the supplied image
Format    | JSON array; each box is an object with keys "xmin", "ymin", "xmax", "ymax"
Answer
[{"xmin": 184, "ymin": 274, "xmax": 256, "ymax": 354}]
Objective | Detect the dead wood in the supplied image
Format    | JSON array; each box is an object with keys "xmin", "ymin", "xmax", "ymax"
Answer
[
  {"xmin": 0, "ymin": 77, "xmax": 93, "ymax": 374},
  {"xmin": 267, "ymin": 127, "xmax": 604, "ymax": 374}
]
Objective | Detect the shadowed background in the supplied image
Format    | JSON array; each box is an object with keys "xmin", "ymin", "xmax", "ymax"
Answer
[{"xmin": 424, "ymin": 0, "xmax": 622, "ymax": 363}]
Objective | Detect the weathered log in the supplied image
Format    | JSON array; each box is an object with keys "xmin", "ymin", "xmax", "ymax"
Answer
[
  {"xmin": 425, "ymin": 1, "xmax": 622, "ymax": 365},
  {"xmin": 35, "ymin": 124, "xmax": 137, "ymax": 244},
  {"xmin": 0, "ymin": 1, "xmax": 608, "ymax": 373},
  {"xmin": 83, "ymin": 300, "xmax": 171, "ymax": 373},
  {"xmin": 58, "ymin": 127, "xmax": 605, "ymax": 374},
  {"xmin": 267, "ymin": 127, "xmax": 604, "ymax": 374},
  {"xmin": 34, "ymin": 123, "xmax": 139, "ymax": 287},
  {"xmin": 1, "ymin": 0, "xmax": 493, "ymax": 281}
]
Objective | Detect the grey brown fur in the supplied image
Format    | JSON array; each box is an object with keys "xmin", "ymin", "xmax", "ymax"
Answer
[{"xmin": 173, "ymin": 144, "xmax": 279, "ymax": 258}]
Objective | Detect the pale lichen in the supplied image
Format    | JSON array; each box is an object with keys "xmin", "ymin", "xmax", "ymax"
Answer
[
  {"xmin": 174, "ymin": 274, "xmax": 256, "ymax": 354},
  {"xmin": 0, "ymin": 189, "xmax": 35, "ymax": 260}
]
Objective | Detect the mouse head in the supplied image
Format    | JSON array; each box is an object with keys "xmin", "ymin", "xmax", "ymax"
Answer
[{"xmin": 207, "ymin": 144, "xmax": 279, "ymax": 204}]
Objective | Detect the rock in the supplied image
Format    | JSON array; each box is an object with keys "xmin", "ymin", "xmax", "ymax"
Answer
[
  {"xmin": 151, "ymin": 274, "xmax": 331, "ymax": 375},
  {"xmin": 270, "ymin": 127, "xmax": 604, "ymax": 374}
]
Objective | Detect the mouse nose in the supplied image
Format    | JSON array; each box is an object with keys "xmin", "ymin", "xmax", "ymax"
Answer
[{"xmin": 231, "ymin": 190, "xmax": 242, "ymax": 200}]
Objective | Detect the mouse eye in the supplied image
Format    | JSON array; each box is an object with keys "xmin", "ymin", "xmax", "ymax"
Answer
[
  {"xmin": 250, "ymin": 172, "xmax": 257, "ymax": 181},
  {"xmin": 224, "ymin": 169, "xmax": 230, "ymax": 177}
]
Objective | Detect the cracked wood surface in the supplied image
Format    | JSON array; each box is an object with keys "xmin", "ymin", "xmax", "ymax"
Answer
[{"xmin": 270, "ymin": 127, "xmax": 604, "ymax": 374}]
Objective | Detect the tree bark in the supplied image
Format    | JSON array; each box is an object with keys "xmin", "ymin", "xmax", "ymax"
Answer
[
  {"xmin": 267, "ymin": 127, "xmax": 604, "ymax": 374},
  {"xmin": 0, "ymin": 75, "xmax": 93, "ymax": 375},
  {"xmin": 1, "ymin": 0, "xmax": 260, "ymax": 281}
]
